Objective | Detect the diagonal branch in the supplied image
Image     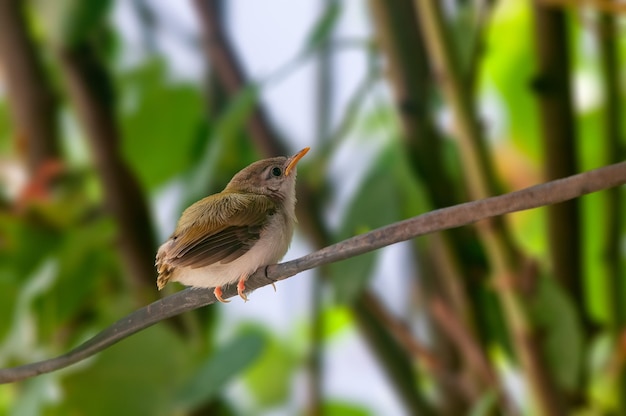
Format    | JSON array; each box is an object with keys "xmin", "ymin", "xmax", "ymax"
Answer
[
  {"xmin": 1, "ymin": 161, "xmax": 624, "ymax": 384},
  {"xmin": 0, "ymin": 0, "xmax": 60, "ymax": 173}
]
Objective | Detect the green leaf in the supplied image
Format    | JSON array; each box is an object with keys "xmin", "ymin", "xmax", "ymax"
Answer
[
  {"xmin": 182, "ymin": 85, "xmax": 260, "ymax": 206},
  {"xmin": 329, "ymin": 144, "xmax": 402, "ymax": 303},
  {"xmin": 468, "ymin": 389, "xmax": 499, "ymax": 416},
  {"xmin": 119, "ymin": 59, "xmax": 204, "ymax": 190},
  {"xmin": 304, "ymin": 2, "xmax": 342, "ymax": 53},
  {"xmin": 36, "ymin": 0, "xmax": 112, "ymax": 47},
  {"xmin": 322, "ymin": 401, "xmax": 372, "ymax": 416},
  {"xmin": 321, "ymin": 306, "xmax": 353, "ymax": 339},
  {"xmin": 176, "ymin": 331, "xmax": 265, "ymax": 411},
  {"xmin": 529, "ymin": 275, "xmax": 584, "ymax": 392},
  {"xmin": 242, "ymin": 328, "xmax": 297, "ymax": 408},
  {"xmin": 58, "ymin": 325, "xmax": 191, "ymax": 416}
]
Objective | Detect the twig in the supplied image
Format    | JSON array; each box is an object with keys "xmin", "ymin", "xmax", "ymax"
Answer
[
  {"xmin": 192, "ymin": 0, "xmax": 287, "ymax": 157},
  {"xmin": 531, "ymin": 0, "xmax": 584, "ymax": 327},
  {"xmin": 58, "ymin": 43, "xmax": 159, "ymax": 298},
  {"xmin": 0, "ymin": 0, "xmax": 60, "ymax": 173},
  {"xmin": 0, "ymin": 161, "xmax": 624, "ymax": 384}
]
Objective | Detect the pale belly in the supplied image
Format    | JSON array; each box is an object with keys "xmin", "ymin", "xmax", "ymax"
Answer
[{"xmin": 170, "ymin": 215, "xmax": 293, "ymax": 289}]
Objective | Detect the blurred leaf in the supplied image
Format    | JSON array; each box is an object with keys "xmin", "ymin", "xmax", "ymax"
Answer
[
  {"xmin": 8, "ymin": 375, "xmax": 57, "ymax": 416},
  {"xmin": 587, "ymin": 333, "xmax": 618, "ymax": 411},
  {"xmin": 182, "ymin": 85, "xmax": 260, "ymax": 207},
  {"xmin": 0, "ymin": 102, "xmax": 11, "ymax": 153},
  {"xmin": 59, "ymin": 325, "xmax": 191, "ymax": 416},
  {"xmin": 0, "ymin": 270, "xmax": 18, "ymax": 341},
  {"xmin": 242, "ymin": 327, "xmax": 297, "ymax": 409},
  {"xmin": 468, "ymin": 389, "xmax": 498, "ymax": 416},
  {"xmin": 529, "ymin": 275, "xmax": 583, "ymax": 392},
  {"xmin": 38, "ymin": 218, "xmax": 116, "ymax": 335},
  {"xmin": 304, "ymin": 2, "xmax": 341, "ymax": 54},
  {"xmin": 322, "ymin": 401, "xmax": 372, "ymax": 416},
  {"xmin": 120, "ymin": 59, "xmax": 204, "ymax": 189},
  {"xmin": 321, "ymin": 306, "xmax": 353, "ymax": 339},
  {"xmin": 329, "ymin": 144, "xmax": 402, "ymax": 303},
  {"xmin": 35, "ymin": 0, "xmax": 112, "ymax": 47},
  {"xmin": 481, "ymin": 1, "xmax": 540, "ymax": 158},
  {"xmin": 176, "ymin": 331, "xmax": 265, "ymax": 411}
]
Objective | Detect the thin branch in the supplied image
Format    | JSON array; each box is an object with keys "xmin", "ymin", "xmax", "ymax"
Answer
[
  {"xmin": 0, "ymin": 0, "xmax": 60, "ymax": 173},
  {"xmin": 0, "ymin": 161, "xmax": 624, "ymax": 384},
  {"xmin": 192, "ymin": 0, "xmax": 287, "ymax": 157},
  {"xmin": 531, "ymin": 0, "xmax": 584, "ymax": 326},
  {"xmin": 58, "ymin": 43, "xmax": 159, "ymax": 300}
]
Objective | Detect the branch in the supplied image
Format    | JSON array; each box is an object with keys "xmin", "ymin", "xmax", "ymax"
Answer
[
  {"xmin": 58, "ymin": 43, "xmax": 158, "ymax": 297},
  {"xmin": 531, "ymin": 0, "xmax": 584, "ymax": 325},
  {"xmin": 1, "ymin": 161, "xmax": 624, "ymax": 384},
  {"xmin": 0, "ymin": 0, "xmax": 60, "ymax": 173}
]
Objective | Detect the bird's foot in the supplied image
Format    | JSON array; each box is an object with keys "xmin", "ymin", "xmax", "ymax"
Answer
[
  {"xmin": 237, "ymin": 278, "xmax": 248, "ymax": 302},
  {"xmin": 271, "ymin": 282, "xmax": 276, "ymax": 292},
  {"xmin": 214, "ymin": 286, "xmax": 230, "ymax": 303}
]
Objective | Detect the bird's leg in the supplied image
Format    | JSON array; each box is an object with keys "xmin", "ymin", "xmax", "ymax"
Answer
[
  {"xmin": 214, "ymin": 286, "xmax": 230, "ymax": 303},
  {"xmin": 237, "ymin": 277, "xmax": 248, "ymax": 302}
]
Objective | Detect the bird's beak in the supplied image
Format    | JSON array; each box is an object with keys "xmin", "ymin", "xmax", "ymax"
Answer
[{"xmin": 285, "ymin": 147, "xmax": 310, "ymax": 176}]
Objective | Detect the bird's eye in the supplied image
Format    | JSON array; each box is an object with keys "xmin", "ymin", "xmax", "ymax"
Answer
[{"xmin": 271, "ymin": 167, "xmax": 282, "ymax": 177}]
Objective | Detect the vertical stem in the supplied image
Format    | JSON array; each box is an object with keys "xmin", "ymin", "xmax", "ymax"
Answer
[
  {"xmin": 597, "ymin": 6, "xmax": 626, "ymax": 411},
  {"xmin": 354, "ymin": 294, "xmax": 435, "ymax": 416},
  {"xmin": 530, "ymin": 0, "xmax": 586, "ymax": 328},
  {"xmin": 59, "ymin": 43, "xmax": 158, "ymax": 300},
  {"xmin": 306, "ymin": 1, "xmax": 337, "ymax": 413},
  {"xmin": 193, "ymin": 0, "xmax": 288, "ymax": 157},
  {"xmin": 0, "ymin": 0, "xmax": 60, "ymax": 173},
  {"xmin": 414, "ymin": 1, "xmax": 566, "ymax": 415}
]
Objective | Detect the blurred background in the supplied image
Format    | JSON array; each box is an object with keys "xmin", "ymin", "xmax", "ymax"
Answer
[{"xmin": 0, "ymin": 0, "xmax": 625, "ymax": 415}]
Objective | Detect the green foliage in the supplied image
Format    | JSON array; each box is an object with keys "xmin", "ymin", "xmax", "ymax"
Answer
[
  {"xmin": 57, "ymin": 325, "xmax": 191, "ymax": 416},
  {"xmin": 529, "ymin": 275, "xmax": 584, "ymax": 392},
  {"xmin": 329, "ymin": 143, "xmax": 402, "ymax": 303},
  {"xmin": 175, "ymin": 331, "xmax": 265, "ymax": 411},
  {"xmin": 35, "ymin": 0, "xmax": 112, "ymax": 47},
  {"xmin": 1, "ymin": 0, "xmax": 625, "ymax": 414},
  {"xmin": 481, "ymin": 0, "xmax": 540, "ymax": 157},
  {"xmin": 119, "ymin": 59, "xmax": 204, "ymax": 190},
  {"xmin": 322, "ymin": 401, "xmax": 372, "ymax": 416},
  {"xmin": 304, "ymin": 1, "xmax": 342, "ymax": 54},
  {"xmin": 242, "ymin": 327, "xmax": 297, "ymax": 408}
]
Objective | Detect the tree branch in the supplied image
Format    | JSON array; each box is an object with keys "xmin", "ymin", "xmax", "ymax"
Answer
[
  {"xmin": 0, "ymin": 0, "xmax": 60, "ymax": 173},
  {"xmin": 58, "ymin": 43, "xmax": 158, "ymax": 298},
  {"xmin": 0, "ymin": 161, "xmax": 624, "ymax": 384}
]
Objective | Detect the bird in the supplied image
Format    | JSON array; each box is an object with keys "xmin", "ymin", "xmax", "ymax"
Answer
[{"xmin": 155, "ymin": 147, "xmax": 309, "ymax": 303}]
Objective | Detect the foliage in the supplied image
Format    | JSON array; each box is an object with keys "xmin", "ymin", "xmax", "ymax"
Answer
[{"xmin": 0, "ymin": 0, "xmax": 624, "ymax": 415}]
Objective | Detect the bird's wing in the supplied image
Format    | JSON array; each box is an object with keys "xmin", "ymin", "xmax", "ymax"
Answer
[{"xmin": 165, "ymin": 192, "xmax": 278, "ymax": 269}]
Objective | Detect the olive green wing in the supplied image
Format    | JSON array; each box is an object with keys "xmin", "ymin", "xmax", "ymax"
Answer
[{"xmin": 166, "ymin": 192, "xmax": 278, "ymax": 268}]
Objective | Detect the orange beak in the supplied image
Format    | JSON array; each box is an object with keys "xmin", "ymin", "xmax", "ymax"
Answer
[{"xmin": 285, "ymin": 147, "xmax": 310, "ymax": 176}]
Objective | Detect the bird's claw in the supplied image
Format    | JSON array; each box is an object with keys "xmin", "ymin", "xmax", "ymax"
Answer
[
  {"xmin": 214, "ymin": 286, "xmax": 230, "ymax": 303},
  {"xmin": 237, "ymin": 279, "xmax": 248, "ymax": 302}
]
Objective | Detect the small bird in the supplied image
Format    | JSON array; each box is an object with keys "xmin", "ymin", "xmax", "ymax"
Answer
[{"xmin": 156, "ymin": 147, "xmax": 309, "ymax": 302}]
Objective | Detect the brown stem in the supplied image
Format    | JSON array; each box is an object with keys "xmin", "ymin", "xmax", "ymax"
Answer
[
  {"xmin": 192, "ymin": 0, "xmax": 287, "ymax": 157},
  {"xmin": 531, "ymin": 0, "xmax": 585, "ymax": 328},
  {"xmin": 0, "ymin": 0, "xmax": 60, "ymax": 173},
  {"xmin": 58, "ymin": 43, "xmax": 158, "ymax": 299}
]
